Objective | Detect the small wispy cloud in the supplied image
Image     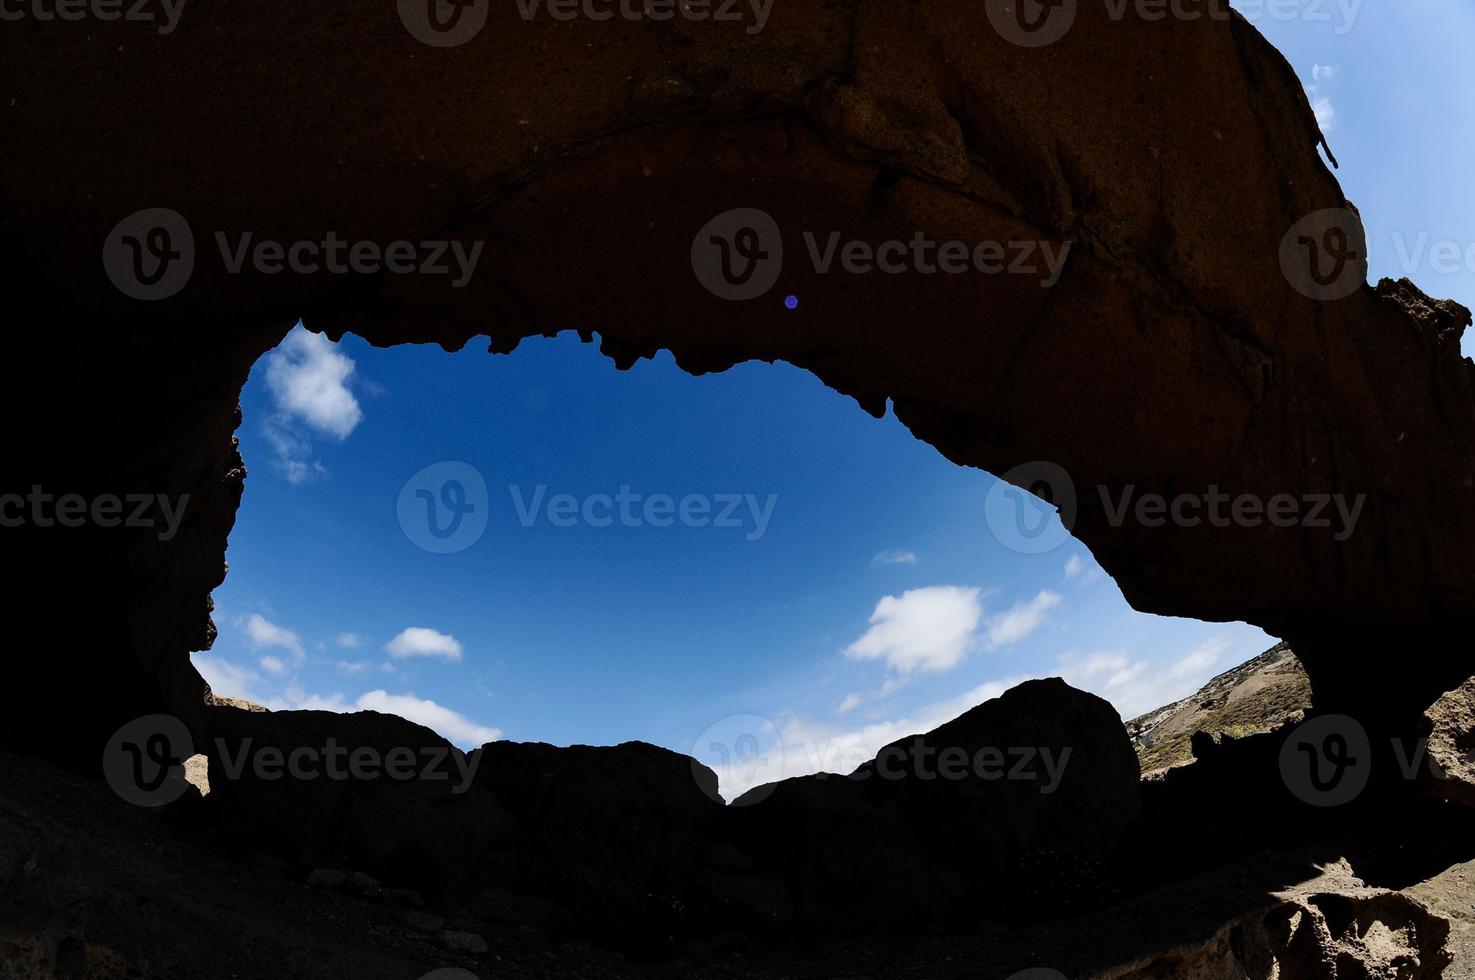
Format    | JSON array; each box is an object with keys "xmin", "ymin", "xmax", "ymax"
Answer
[
  {"xmin": 871, "ymin": 549, "xmax": 918, "ymax": 567},
  {"xmin": 242, "ymin": 613, "xmax": 305, "ymax": 664},
  {"xmin": 983, "ymin": 590, "xmax": 1063, "ymax": 650},
  {"xmin": 1306, "ymin": 63, "xmax": 1338, "ymax": 133}
]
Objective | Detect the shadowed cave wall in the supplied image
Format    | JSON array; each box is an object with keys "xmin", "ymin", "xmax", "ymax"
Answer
[{"xmin": 2, "ymin": 0, "xmax": 1474, "ymax": 761}]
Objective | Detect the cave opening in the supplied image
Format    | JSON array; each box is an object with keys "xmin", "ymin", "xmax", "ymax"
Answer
[{"xmin": 191, "ymin": 323, "xmax": 1286, "ymax": 802}]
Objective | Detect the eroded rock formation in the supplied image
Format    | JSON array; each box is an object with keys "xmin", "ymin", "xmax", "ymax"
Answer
[
  {"xmin": 1099, "ymin": 886, "xmax": 1452, "ymax": 980},
  {"xmin": 2, "ymin": 0, "xmax": 1474, "ymax": 760}
]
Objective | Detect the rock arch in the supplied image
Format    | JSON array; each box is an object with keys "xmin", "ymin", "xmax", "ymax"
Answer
[{"xmin": 3, "ymin": 0, "xmax": 1473, "ymax": 755}]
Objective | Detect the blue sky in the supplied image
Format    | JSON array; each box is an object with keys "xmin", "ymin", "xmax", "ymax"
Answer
[{"xmin": 194, "ymin": 6, "xmax": 1474, "ymax": 798}]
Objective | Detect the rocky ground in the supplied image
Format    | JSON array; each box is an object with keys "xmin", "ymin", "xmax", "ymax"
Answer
[
  {"xmin": 2, "ymin": 652, "xmax": 1472, "ymax": 979},
  {"xmin": 2, "ymin": 745, "xmax": 1468, "ymax": 980}
]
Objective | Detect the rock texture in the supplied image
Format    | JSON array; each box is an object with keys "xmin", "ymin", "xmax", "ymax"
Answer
[
  {"xmin": 2, "ymin": 0, "xmax": 1474, "ymax": 763},
  {"xmin": 1, "ymin": 745, "xmax": 1462, "ymax": 979},
  {"xmin": 1421, "ymin": 674, "xmax": 1475, "ymax": 810},
  {"xmin": 1098, "ymin": 888, "xmax": 1451, "ymax": 980}
]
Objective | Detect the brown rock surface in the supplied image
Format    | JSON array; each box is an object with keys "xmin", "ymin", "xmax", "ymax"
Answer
[
  {"xmin": 1422, "ymin": 674, "xmax": 1475, "ymax": 810},
  {"xmin": 2, "ymin": 0, "xmax": 1474, "ymax": 761},
  {"xmin": 1097, "ymin": 864, "xmax": 1452, "ymax": 980}
]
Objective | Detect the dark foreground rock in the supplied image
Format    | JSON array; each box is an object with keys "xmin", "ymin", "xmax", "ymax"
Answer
[
  {"xmin": 2, "ymin": 746, "xmax": 1462, "ymax": 980},
  {"xmin": 199, "ymin": 680, "xmax": 1137, "ymax": 946},
  {"xmin": 720, "ymin": 679, "xmax": 1141, "ymax": 929},
  {"xmin": 470, "ymin": 740, "xmax": 726, "ymax": 949},
  {"xmin": 202, "ymin": 705, "xmax": 513, "ymax": 904}
]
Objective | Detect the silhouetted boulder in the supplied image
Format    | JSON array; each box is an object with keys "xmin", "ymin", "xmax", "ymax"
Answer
[
  {"xmin": 721, "ymin": 678, "xmax": 1140, "ymax": 929},
  {"xmin": 472, "ymin": 740, "xmax": 725, "ymax": 948},
  {"xmin": 202, "ymin": 705, "xmax": 510, "ymax": 903}
]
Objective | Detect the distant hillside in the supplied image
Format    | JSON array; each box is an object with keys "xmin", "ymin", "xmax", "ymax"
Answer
[{"xmin": 1126, "ymin": 643, "xmax": 1312, "ymax": 777}]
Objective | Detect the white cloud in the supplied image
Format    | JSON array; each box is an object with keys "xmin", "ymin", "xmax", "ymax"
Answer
[
  {"xmin": 260, "ymin": 655, "xmax": 287, "ymax": 676},
  {"xmin": 983, "ymin": 590, "xmax": 1062, "ymax": 649},
  {"xmin": 1312, "ymin": 97, "xmax": 1336, "ymax": 132},
  {"xmin": 191, "ymin": 654, "xmax": 266, "ymax": 705},
  {"xmin": 385, "ymin": 627, "xmax": 464, "ymax": 662},
  {"xmin": 1057, "ymin": 632, "xmax": 1233, "ymax": 719},
  {"xmin": 837, "ymin": 693, "xmax": 864, "ymax": 714},
  {"xmin": 256, "ymin": 687, "xmax": 499, "ymax": 749},
  {"xmin": 243, "ymin": 613, "xmax": 305, "ymax": 663},
  {"xmin": 264, "ymin": 327, "xmax": 363, "ymax": 439},
  {"xmin": 335, "ymin": 632, "xmax": 363, "ymax": 649},
  {"xmin": 871, "ymin": 550, "xmax": 918, "ymax": 567},
  {"xmin": 1064, "ymin": 555, "xmax": 1084, "ymax": 578},
  {"xmin": 1306, "ymin": 64, "xmax": 1338, "ymax": 133},
  {"xmin": 842, "ymin": 586, "xmax": 983, "ymax": 674},
  {"xmin": 259, "ymin": 326, "xmax": 363, "ymax": 481},
  {"xmin": 355, "ymin": 690, "xmax": 502, "ymax": 747}
]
